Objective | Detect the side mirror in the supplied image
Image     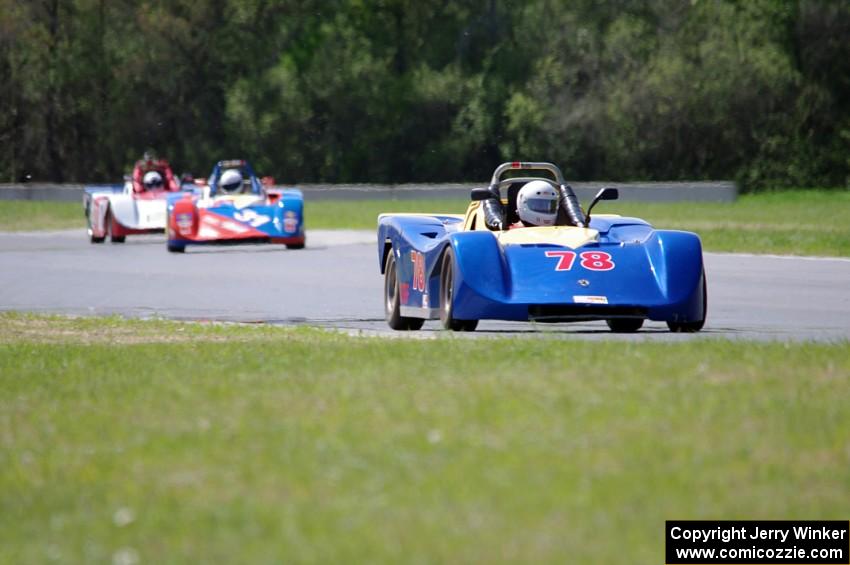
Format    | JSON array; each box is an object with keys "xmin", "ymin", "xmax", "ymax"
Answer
[
  {"xmin": 471, "ymin": 187, "xmax": 499, "ymax": 201},
  {"xmin": 585, "ymin": 187, "xmax": 619, "ymax": 222}
]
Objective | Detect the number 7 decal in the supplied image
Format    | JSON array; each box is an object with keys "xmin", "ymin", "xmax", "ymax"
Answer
[{"xmin": 544, "ymin": 250, "xmax": 576, "ymax": 271}]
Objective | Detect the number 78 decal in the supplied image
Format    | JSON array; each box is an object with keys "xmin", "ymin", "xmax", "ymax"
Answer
[{"xmin": 545, "ymin": 250, "xmax": 615, "ymax": 271}]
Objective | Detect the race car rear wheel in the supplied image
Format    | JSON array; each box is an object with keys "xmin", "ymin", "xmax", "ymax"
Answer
[
  {"xmin": 667, "ymin": 270, "xmax": 707, "ymax": 333},
  {"xmin": 167, "ymin": 242, "xmax": 186, "ymax": 253},
  {"xmin": 606, "ymin": 318, "xmax": 644, "ymax": 333},
  {"xmin": 440, "ymin": 249, "xmax": 478, "ymax": 332},
  {"xmin": 384, "ymin": 252, "xmax": 424, "ymax": 331}
]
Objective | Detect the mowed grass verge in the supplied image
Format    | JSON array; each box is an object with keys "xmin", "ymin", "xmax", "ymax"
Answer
[
  {"xmin": 1, "ymin": 314, "xmax": 848, "ymax": 563},
  {"xmin": 610, "ymin": 190, "xmax": 850, "ymax": 257},
  {"xmin": 1, "ymin": 189, "xmax": 849, "ymax": 256},
  {"xmin": 0, "ymin": 200, "xmax": 84, "ymax": 231}
]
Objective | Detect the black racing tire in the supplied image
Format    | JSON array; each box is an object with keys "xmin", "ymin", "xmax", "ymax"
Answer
[
  {"xmin": 286, "ymin": 242, "xmax": 305, "ymax": 250},
  {"xmin": 167, "ymin": 242, "xmax": 186, "ymax": 253},
  {"xmin": 384, "ymin": 252, "xmax": 424, "ymax": 331},
  {"xmin": 439, "ymin": 249, "xmax": 478, "ymax": 332},
  {"xmin": 89, "ymin": 231, "xmax": 105, "ymax": 244},
  {"xmin": 667, "ymin": 270, "xmax": 707, "ymax": 333},
  {"xmin": 606, "ymin": 318, "xmax": 644, "ymax": 333}
]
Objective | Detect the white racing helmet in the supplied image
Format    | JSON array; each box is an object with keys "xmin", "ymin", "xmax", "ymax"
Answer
[
  {"xmin": 142, "ymin": 170, "xmax": 164, "ymax": 190},
  {"xmin": 219, "ymin": 169, "xmax": 243, "ymax": 193},
  {"xmin": 516, "ymin": 180, "xmax": 559, "ymax": 226}
]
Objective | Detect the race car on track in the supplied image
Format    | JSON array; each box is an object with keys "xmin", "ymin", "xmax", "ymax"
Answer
[
  {"xmin": 84, "ymin": 156, "xmax": 185, "ymax": 243},
  {"xmin": 165, "ymin": 159, "xmax": 305, "ymax": 253},
  {"xmin": 377, "ymin": 161, "xmax": 706, "ymax": 332}
]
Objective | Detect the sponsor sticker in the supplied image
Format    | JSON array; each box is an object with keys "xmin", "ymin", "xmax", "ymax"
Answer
[
  {"xmin": 410, "ymin": 251, "xmax": 426, "ymax": 291},
  {"xmin": 573, "ymin": 295, "xmax": 608, "ymax": 305},
  {"xmin": 176, "ymin": 213, "xmax": 193, "ymax": 232},
  {"xmin": 234, "ymin": 208, "xmax": 271, "ymax": 227}
]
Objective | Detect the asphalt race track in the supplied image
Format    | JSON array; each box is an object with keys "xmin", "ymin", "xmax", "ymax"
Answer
[{"xmin": 2, "ymin": 229, "xmax": 849, "ymax": 341}]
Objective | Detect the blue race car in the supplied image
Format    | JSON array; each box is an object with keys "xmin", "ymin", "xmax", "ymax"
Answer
[
  {"xmin": 166, "ymin": 159, "xmax": 305, "ymax": 253},
  {"xmin": 377, "ymin": 162, "xmax": 706, "ymax": 332}
]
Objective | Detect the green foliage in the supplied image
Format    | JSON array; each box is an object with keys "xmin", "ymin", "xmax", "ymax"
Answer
[{"xmin": 1, "ymin": 0, "xmax": 848, "ymax": 189}]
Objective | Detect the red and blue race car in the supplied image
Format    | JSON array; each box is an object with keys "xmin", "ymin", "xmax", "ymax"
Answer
[
  {"xmin": 165, "ymin": 159, "xmax": 305, "ymax": 253},
  {"xmin": 84, "ymin": 157, "xmax": 185, "ymax": 243}
]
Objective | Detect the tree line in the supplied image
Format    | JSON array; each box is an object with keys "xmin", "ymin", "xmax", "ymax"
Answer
[{"xmin": 1, "ymin": 0, "xmax": 848, "ymax": 190}]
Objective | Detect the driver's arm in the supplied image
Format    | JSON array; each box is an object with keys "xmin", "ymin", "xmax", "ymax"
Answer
[
  {"xmin": 557, "ymin": 184, "xmax": 586, "ymax": 227},
  {"xmin": 482, "ymin": 198, "xmax": 506, "ymax": 231}
]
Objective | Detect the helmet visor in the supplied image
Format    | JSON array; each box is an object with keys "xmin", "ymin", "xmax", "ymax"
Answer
[
  {"xmin": 526, "ymin": 197, "xmax": 558, "ymax": 214},
  {"xmin": 144, "ymin": 178, "xmax": 164, "ymax": 189}
]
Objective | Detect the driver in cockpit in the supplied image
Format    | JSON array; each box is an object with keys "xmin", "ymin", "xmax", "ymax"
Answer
[
  {"xmin": 218, "ymin": 169, "xmax": 245, "ymax": 194},
  {"xmin": 513, "ymin": 180, "xmax": 559, "ymax": 228}
]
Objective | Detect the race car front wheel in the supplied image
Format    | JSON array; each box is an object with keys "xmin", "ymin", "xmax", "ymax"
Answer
[
  {"xmin": 106, "ymin": 207, "xmax": 125, "ymax": 243},
  {"xmin": 384, "ymin": 252, "xmax": 424, "ymax": 331},
  {"xmin": 440, "ymin": 249, "xmax": 478, "ymax": 332},
  {"xmin": 89, "ymin": 221, "xmax": 105, "ymax": 244},
  {"xmin": 87, "ymin": 206, "xmax": 105, "ymax": 244}
]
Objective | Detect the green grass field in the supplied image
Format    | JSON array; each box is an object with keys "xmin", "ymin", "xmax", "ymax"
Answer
[
  {"xmin": 610, "ymin": 190, "xmax": 850, "ymax": 257},
  {"xmin": 1, "ymin": 314, "xmax": 849, "ymax": 563},
  {"xmin": 0, "ymin": 200, "xmax": 84, "ymax": 231},
  {"xmin": 1, "ymin": 189, "xmax": 849, "ymax": 255}
]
